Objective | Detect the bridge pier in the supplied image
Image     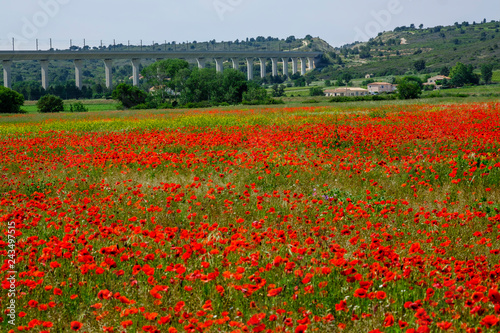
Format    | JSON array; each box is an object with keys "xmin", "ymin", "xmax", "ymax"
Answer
[
  {"xmin": 104, "ymin": 59, "xmax": 113, "ymax": 90},
  {"xmin": 2, "ymin": 60, "xmax": 12, "ymax": 89},
  {"xmin": 232, "ymin": 58, "xmax": 239, "ymax": 70},
  {"xmin": 131, "ymin": 59, "xmax": 141, "ymax": 86},
  {"xmin": 74, "ymin": 60, "xmax": 84, "ymax": 90},
  {"xmin": 214, "ymin": 58, "xmax": 224, "ymax": 73},
  {"xmin": 291, "ymin": 58, "xmax": 298, "ymax": 75},
  {"xmin": 0, "ymin": 51, "xmax": 322, "ymax": 90},
  {"xmin": 282, "ymin": 58, "xmax": 289, "ymax": 78},
  {"xmin": 40, "ymin": 60, "xmax": 49, "ymax": 90},
  {"xmin": 300, "ymin": 58, "xmax": 307, "ymax": 75},
  {"xmin": 271, "ymin": 58, "xmax": 278, "ymax": 77},
  {"xmin": 259, "ymin": 58, "xmax": 266, "ymax": 78},
  {"xmin": 196, "ymin": 58, "xmax": 205, "ymax": 69},
  {"xmin": 308, "ymin": 57, "xmax": 316, "ymax": 71},
  {"xmin": 246, "ymin": 58, "xmax": 254, "ymax": 80}
]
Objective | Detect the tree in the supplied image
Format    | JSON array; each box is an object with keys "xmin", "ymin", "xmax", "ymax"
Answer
[
  {"xmin": 293, "ymin": 76, "xmax": 306, "ymax": 87},
  {"xmin": 481, "ymin": 64, "xmax": 493, "ymax": 84},
  {"xmin": 271, "ymin": 84, "xmax": 286, "ymax": 97},
  {"xmin": 342, "ymin": 73, "xmax": 352, "ymax": 85},
  {"xmin": 397, "ymin": 76, "xmax": 423, "ymax": 100},
  {"xmin": 176, "ymin": 68, "xmax": 249, "ymax": 106},
  {"xmin": 413, "ymin": 60, "xmax": 426, "ymax": 72},
  {"xmin": 141, "ymin": 59, "xmax": 189, "ymax": 102},
  {"xmin": 242, "ymin": 82, "xmax": 269, "ymax": 104},
  {"xmin": 112, "ymin": 83, "xmax": 147, "ymax": 109},
  {"xmin": 0, "ymin": 86, "xmax": 25, "ymax": 113},
  {"xmin": 439, "ymin": 66, "xmax": 450, "ymax": 76},
  {"xmin": 449, "ymin": 62, "xmax": 480, "ymax": 86},
  {"xmin": 309, "ymin": 86, "xmax": 324, "ymax": 96},
  {"xmin": 37, "ymin": 94, "xmax": 64, "ymax": 113},
  {"xmin": 219, "ymin": 69, "xmax": 249, "ymax": 104},
  {"xmin": 359, "ymin": 46, "xmax": 371, "ymax": 59}
]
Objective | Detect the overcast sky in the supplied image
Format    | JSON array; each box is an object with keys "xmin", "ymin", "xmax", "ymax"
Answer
[{"xmin": 1, "ymin": 0, "xmax": 498, "ymax": 50}]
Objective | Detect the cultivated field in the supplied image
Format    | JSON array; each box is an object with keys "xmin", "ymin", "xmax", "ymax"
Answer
[{"xmin": 1, "ymin": 102, "xmax": 500, "ymax": 332}]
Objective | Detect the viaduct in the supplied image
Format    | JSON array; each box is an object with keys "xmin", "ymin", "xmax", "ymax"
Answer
[{"xmin": 0, "ymin": 50, "xmax": 322, "ymax": 90}]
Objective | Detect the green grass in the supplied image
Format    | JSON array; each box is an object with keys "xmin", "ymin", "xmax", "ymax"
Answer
[
  {"xmin": 22, "ymin": 99, "xmax": 118, "ymax": 113},
  {"xmin": 8, "ymin": 83, "xmax": 499, "ymax": 117},
  {"xmin": 492, "ymin": 70, "xmax": 500, "ymax": 83},
  {"xmin": 422, "ymin": 84, "xmax": 500, "ymax": 97}
]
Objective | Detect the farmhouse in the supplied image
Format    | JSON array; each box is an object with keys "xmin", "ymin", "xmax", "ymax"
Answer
[
  {"xmin": 367, "ymin": 82, "xmax": 396, "ymax": 94},
  {"xmin": 324, "ymin": 87, "xmax": 369, "ymax": 97},
  {"xmin": 422, "ymin": 75, "xmax": 451, "ymax": 89},
  {"xmin": 425, "ymin": 75, "xmax": 451, "ymax": 85}
]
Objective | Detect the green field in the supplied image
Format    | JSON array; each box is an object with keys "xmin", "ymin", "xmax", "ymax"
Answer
[
  {"xmin": 492, "ymin": 70, "xmax": 500, "ymax": 83},
  {"xmin": 22, "ymin": 99, "xmax": 118, "ymax": 112},
  {"xmin": 9, "ymin": 82, "xmax": 499, "ymax": 115}
]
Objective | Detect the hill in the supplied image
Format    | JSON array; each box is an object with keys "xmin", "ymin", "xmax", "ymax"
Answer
[
  {"xmin": 2, "ymin": 19, "xmax": 499, "ymax": 100},
  {"xmin": 313, "ymin": 20, "xmax": 500, "ymax": 80}
]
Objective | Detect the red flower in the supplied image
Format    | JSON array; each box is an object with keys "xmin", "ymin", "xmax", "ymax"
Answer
[
  {"xmin": 489, "ymin": 289, "xmax": 500, "ymax": 305},
  {"xmin": 247, "ymin": 313, "xmax": 266, "ymax": 326},
  {"xmin": 70, "ymin": 321, "xmax": 82, "ymax": 331},
  {"xmin": 267, "ymin": 287, "xmax": 283, "ymax": 297},
  {"xmin": 295, "ymin": 325, "xmax": 308, "ymax": 333},
  {"xmin": 97, "ymin": 289, "xmax": 112, "ymax": 300},
  {"xmin": 384, "ymin": 313, "xmax": 394, "ymax": 327},
  {"xmin": 398, "ymin": 320, "xmax": 408, "ymax": 329},
  {"xmin": 436, "ymin": 321, "xmax": 453, "ymax": 330},
  {"xmin": 335, "ymin": 300, "xmax": 347, "ymax": 312},
  {"xmin": 480, "ymin": 315, "xmax": 499, "ymax": 328},
  {"xmin": 354, "ymin": 288, "xmax": 367, "ymax": 298}
]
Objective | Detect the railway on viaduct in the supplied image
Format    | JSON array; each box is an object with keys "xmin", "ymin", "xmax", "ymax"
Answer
[{"xmin": 0, "ymin": 50, "xmax": 322, "ymax": 90}]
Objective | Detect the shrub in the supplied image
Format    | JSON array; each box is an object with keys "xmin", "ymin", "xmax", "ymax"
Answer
[
  {"xmin": 0, "ymin": 86, "xmax": 25, "ymax": 113},
  {"xmin": 37, "ymin": 94, "xmax": 64, "ymax": 113},
  {"xmin": 309, "ymin": 87, "xmax": 324, "ymax": 97},
  {"xmin": 328, "ymin": 94, "xmax": 397, "ymax": 103},
  {"xmin": 302, "ymin": 99, "xmax": 320, "ymax": 104},
  {"xmin": 112, "ymin": 83, "xmax": 147, "ymax": 109},
  {"xmin": 397, "ymin": 76, "xmax": 423, "ymax": 100},
  {"xmin": 69, "ymin": 102, "xmax": 88, "ymax": 112}
]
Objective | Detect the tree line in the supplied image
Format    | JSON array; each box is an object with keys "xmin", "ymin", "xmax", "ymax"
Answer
[{"xmin": 113, "ymin": 59, "xmax": 282, "ymax": 109}]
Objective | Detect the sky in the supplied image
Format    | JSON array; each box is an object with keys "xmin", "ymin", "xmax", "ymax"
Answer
[{"xmin": 0, "ymin": 0, "xmax": 499, "ymax": 50}]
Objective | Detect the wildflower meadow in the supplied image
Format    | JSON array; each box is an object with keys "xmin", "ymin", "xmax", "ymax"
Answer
[{"xmin": 1, "ymin": 102, "xmax": 500, "ymax": 333}]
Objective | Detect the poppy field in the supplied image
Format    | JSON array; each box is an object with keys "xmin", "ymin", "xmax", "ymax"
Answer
[{"xmin": 1, "ymin": 102, "xmax": 500, "ymax": 333}]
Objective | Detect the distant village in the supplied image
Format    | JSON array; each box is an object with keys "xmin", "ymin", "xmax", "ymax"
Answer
[{"xmin": 324, "ymin": 75, "xmax": 450, "ymax": 97}]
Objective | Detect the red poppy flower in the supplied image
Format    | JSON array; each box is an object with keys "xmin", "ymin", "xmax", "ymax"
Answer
[
  {"xmin": 267, "ymin": 287, "xmax": 283, "ymax": 297},
  {"xmin": 384, "ymin": 313, "xmax": 394, "ymax": 327},
  {"xmin": 70, "ymin": 321, "xmax": 82, "ymax": 331},
  {"xmin": 296, "ymin": 325, "xmax": 308, "ymax": 333},
  {"xmin": 480, "ymin": 315, "xmax": 499, "ymax": 328}
]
